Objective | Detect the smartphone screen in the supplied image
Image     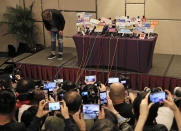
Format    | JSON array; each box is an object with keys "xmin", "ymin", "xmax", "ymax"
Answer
[
  {"xmin": 44, "ymin": 82, "xmax": 56, "ymax": 91},
  {"xmin": 58, "ymin": 93, "xmax": 64, "ymax": 101},
  {"xmin": 83, "ymin": 104, "xmax": 100, "ymax": 119},
  {"xmin": 149, "ymin": 92, "xmax": 166, "ymax": 103},
  {"xmin": 85, "ymin": 75, "xmax": 96, "ymax": 82},
  {"xmin": 9, "ymin": 74, "xmax": 13, "ymax": 79},
  {"xmin": 100, "ymin": 91, "xmax": 108, "ymax": 105},
  {"xmin": 81, "ymin": 91, "xmax": 88, "ymax": 96},
  {"xmin": 48, "ymin": 102, "xmax": 60, "ymax": 111},
  {"xmin": 108, "ymin": 77, "xmax": 119, "ymax": 84},
  {"xmin": 120, "ymin": 80, "xmax": 126, "ymax": 85},
  {"xmin": 54, "ymin": 79, "xmax": 63, "ymax": 84}
]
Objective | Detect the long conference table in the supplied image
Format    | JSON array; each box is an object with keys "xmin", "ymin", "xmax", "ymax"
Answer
[{"xmin": 73, "ymin": 34, "xmax": 158, "ymax": 73}]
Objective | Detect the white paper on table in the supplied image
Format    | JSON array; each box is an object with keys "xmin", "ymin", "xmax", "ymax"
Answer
[{"xmin": 90, "ymin": 18, "xmax": 100, "ymax": 25}]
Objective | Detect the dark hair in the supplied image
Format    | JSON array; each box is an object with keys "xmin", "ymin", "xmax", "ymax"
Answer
[
  {"xmin": 90, "ymin": 119, "xmax": 119, "ymax": 131},
  {"xmin": 63, "ymin": 91, "xmax": 82, "ymax": 114},
  {"xmin": 0, "ymin": 80, "xmax": 12, "ymax": 90},
  {"xmin": 104, "ymin": 109, "xmax": 118, "ymax": 126},
  {"xmin": 0, "ymin": 122, "xmax": 25, "ymax": 131},
  {"xmin": 21, "ymin": 106, "xmax": 38, "ymax": 127},
  {"xmin": 16, "ymin": 79, "xmax": 35, "ymax": 101},
  {"xmin": 32, "ymin": 89, "xmax": 45, "ymax": 105},
  {"xmin": 62, "ymin": 80, "xmax": 76, "ymax": 91},
  {"xmin": 42, "ymin": 10, "xmax": 52, "ymax": 21},
  {"xmin": 0, "ymin": 90, "xmax": 16, "ymax": 114},
  {"xmin": 16, "ymin": 79, "xmax": 35, "ymax": 93},
  {"xmin": 133, "ymin": 93, "xmax": 160, "ymax": 125},
  {"xmin": 154, "ymin": 124, "xmax": 168, "ymax": 131},
  {"xmin": 174, "ymin": 87, "xmax": 181, "ymax": 97},
  {"xmin": 151, "ymin": 87, "xmax": 162, "ymax": 93}
]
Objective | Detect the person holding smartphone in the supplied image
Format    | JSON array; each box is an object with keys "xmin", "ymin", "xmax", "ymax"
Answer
[
  {"xmin": 135, "ymin": 91, "xmax": 181, "ymax": 131},
  {"xmin": 109, "ymin": 82, "xmax": 135, "ymax": 125},
  {"xmin": 61, "ymin": 91, "xmax": 86, "ymax": 131}
]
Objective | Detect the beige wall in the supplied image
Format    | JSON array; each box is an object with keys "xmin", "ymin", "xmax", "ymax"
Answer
[
  {"xmin": 98, "ymin": 0, "xmax": 181, "ymax": 55},
  {"xmin": 0, "ymin": 0, "xmax": 181, "ymax": 55},
  {"xmin": 0, "ymin": 0, "xmax": 20, "ymax": 52}
]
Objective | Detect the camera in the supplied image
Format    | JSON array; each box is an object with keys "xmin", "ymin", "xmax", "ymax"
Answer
[
  {"xmin": 57, "ymin": 87, "xmax": 66, "ymax": 101},
  {"xmin": 81, "ymin": 84, "xmax": 99, "ymax": 104}
]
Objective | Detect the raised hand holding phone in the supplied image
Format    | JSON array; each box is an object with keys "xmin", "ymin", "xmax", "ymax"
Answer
[
  {"xmin": 163, "ymin": 90, "xmax": 181, "ymax": 131},
  {"xmin": 36, "ymin": 100, "xmax": 51, "ymax": 118},
  {"xmin": 73, "ymin": 109, "xmax": 86, "ymax": 131},
  {"xmin": 60, "ymin": 100, "xmax": 69, "ymax": 119},
  {"xmin": 163, "ymin": 90, "xmax": 177, "ymax": 111},
  {"xmin": 135, "ymin": 93, "xmax": 153, "ymax": 131},
  {"xmin": 85, "ymin": 75, "xmax": 96, "ymax": 85},
  {"xmin": 100, "ymin": 91, "xmax": 108, "ymax": 105}
]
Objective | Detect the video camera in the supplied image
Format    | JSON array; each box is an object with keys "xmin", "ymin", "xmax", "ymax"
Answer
[
  {"xmin": 9, "ymin": 68, "xmax": 22, "ymax": 82},
  {"xmin": 80, "ymin": 81, "xmax": 101, "ymax": 104}
]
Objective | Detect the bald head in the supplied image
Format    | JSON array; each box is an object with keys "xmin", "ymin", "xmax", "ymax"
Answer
[
  {"xmin": 64, "ymin": 91, "xmax": 82, "ymax": 114},
  {"xmin": 109, "ymin": 82, "xmax": 125, "ymax": 103}
]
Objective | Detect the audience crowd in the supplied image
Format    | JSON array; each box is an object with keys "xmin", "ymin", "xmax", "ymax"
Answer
[{"xmin": 0, "ymin": 72, "xmax": 181, "ymax": 131}]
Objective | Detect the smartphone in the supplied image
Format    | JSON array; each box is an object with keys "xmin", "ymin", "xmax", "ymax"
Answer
[
  {"xmin": 100, "ymin": 91, "xmax": 108, "ymax": 105},
  {"xmin": 9, "ymin": 74, "xmax": 13, "ymax": 79},
  {"xmin": 83, "ymin": 104, "xmax": 100, "ymax": 119},
  {"xmin": 48, "ymin": 91, "xmax": 56, "ymax": 100},
  {"xmin": 108, "ymin": 77, "xmax": 119, "ymax": 84},
  {"xmin": 81, "ymin": 91, "xmax": 88, "ymax": 96},
  {"xmin": 149, "ymin": 92, "xmax": 167, "ymax": 103},
  {"xmin": 48, "ymin": 102, "xmax": 60, "ymax": 111},
  {"xmin": 120, "ymin": 80, "xmax": 126, "ymax": 85},
  {"xmin": 58, "ymin": 93, "xmax": 64, "ymax": 101},
  {"xmin": 85, "ymin": 75, "xmax": 96, "ymax": 82},
  {"xmin": 44, "ymin": 82, "xmax": 56, "ymax": 91},
  {"xmin": 54, "ymin": 79, "xmax": 63, "ymax": 84}
]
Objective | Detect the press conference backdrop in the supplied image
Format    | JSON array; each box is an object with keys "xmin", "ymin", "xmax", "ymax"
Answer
[{"xmin": 0, "ymin": 0, "xmax": 181, "ymax": 55}]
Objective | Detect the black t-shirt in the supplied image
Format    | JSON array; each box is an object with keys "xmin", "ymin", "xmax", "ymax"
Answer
[
  {"xmin": 0, "ymin": 121, "xmax": 26, "ymax": 131},
  {"xmin": 114, "ymin": 102, "xmax": 135, "ymax": 125},
  {"xmin": 132, "ymin": 124, "xmax": 168, "ymax": 131}
]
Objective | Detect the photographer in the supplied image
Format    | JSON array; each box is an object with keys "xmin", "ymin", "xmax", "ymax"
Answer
[
  {"xmin": 16, "ymin": 79, "xmax": 35, "ymax": 122},
  {"xmin": 171, "ymin": 87, "xmax": 181, "ymax": 131},
  {"xmin": 133, "ymin": 92, "xmax": 168, "ymax": 131},
  {"xmin": 63, "ymin": 90, "xmax": 85, "ymax": 131},
  {"xmin": 109, "ymin": 82, "xmax": 135, "ymax": 125},
  {"xmin": 83, "ymin": 81, "xmax": 132, "ymax": 130},
  {"xmin": 135, "ymin": 90, "xmax": 181, "ymax": 131},
  {"xmin": 45, "ymin": 90, "xmax": 85, "ymax": 131},
  {"xmin": 164, "ymin": 90, "xmax": 181, "ymax": 131},
  {"xmin": 0, "ymin": 89, "xmax": 50, "ymax": 131},
  {"xmin": 152, "ymin": 87, "xmax": 175, "ymax": 130}
]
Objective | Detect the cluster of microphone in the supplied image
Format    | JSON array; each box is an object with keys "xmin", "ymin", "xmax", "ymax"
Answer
[{"xmin": 76, "ymin": 12, "xmax": 159, "ymax": 39}]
